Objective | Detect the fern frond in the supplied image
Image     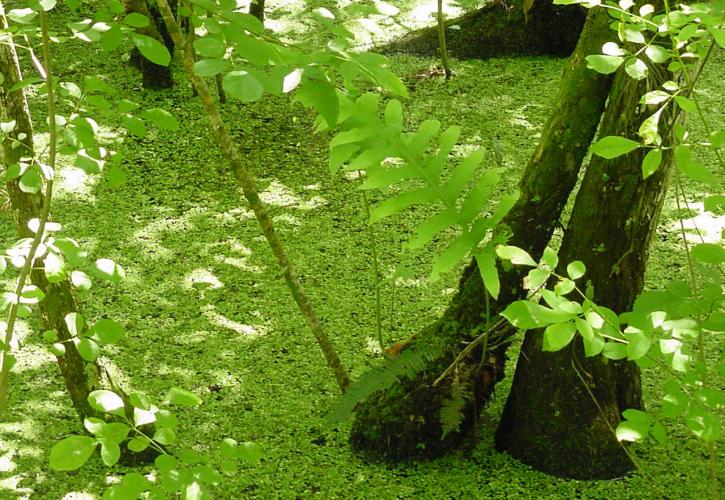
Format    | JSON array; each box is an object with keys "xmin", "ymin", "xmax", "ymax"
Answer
[
  {"xmin": 325, "ymin": 342, "xmax": 443, "ymax": 426},
  {"xmin": 440, "ymin": 376, "xmax": 471, "ymax": 440},
  {"xmin": 329, "ymin": 93, "xmax": 518, "ymax": 290}
]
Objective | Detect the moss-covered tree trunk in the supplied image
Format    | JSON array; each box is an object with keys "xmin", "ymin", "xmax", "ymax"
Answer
[
  {"xmin": 124, "ymin": 0, "xmax": 174, "ymax": 89},
  {"xmin": 249, "ymin": 0, "xmax": 264, "ymax": 21},
  {"xmin": 383, "ymin": 0, "xmax": 586, "ymax": 59},
  {"xmin": 495, "ymin": 62, "xmax": 675, "ymax": 479},
  {"xmin": 0, "ymin": 12, "xmax": 105, "ymax": 421},
  {"xmin": 349, "ymin": 9, "xmax": 614, "ymax": 460}
]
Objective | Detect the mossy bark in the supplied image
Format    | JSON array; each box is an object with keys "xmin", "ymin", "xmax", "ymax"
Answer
[
  {"xmin": 383, "ymin": 0, "xmax": 586, "ymax": 59},
  {"xmin": 124, "ymin": 0, "xmax": 174, "ymax": 89},
  {"xmin": 495, "ymin": 58, "xmax": 675, "ymax": 479},
  {"xmin": 349, "ymin": 9, "xmax": 614, "ymax": 460},
  {"xmin": 0, "ymin": 16, "xmax": 102, "ymax": 421}
]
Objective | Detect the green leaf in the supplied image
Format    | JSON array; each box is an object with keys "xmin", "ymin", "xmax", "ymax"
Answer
[
  {"xmin": 443, "ymin": 149, "xmax": 485, "ymax": 204},
  {"xmin": 236, "ymin": 442, "xmax": 263, "ymax": 463},
  {"xmin": 476, "ymin": 250, "xmax": 499, "ymax": 300},
  {"xmin": 384, "ymin": 99, "xmax": 403, "ymax": 128},
  {"xmin": 641, "ymin": 149, "xmax": 662, "ymax": 179},
  {"xmin": 624, "ymin": 58, "xmax": 648, "ymax": 80},
  {"xmin": 127, "ymin": 436, "xmax": 150, "ymax": 453},
  {"xmin": 591, "ymin": 136, "xmax": 640, "ymax": 159},
  {"xmin": 50, "ymin": 436, "xmax": 97, "ymax": 471},
  {"xmin": 153, "ymin": 427, "xmax": 176, "ymax": 445},
  {"xmin": 122, "ymin": 115, "xmax": 146, "ymax": 138},
  {"xmin": 165, "ymin": 387, "xmax": 202, "ymax": 406},
  {"xmin": 7, "ymin": 8, "xmax": 37, "ymax": 24},
  {"xmin": 602, "ymin": 342, "xmax": 628, "ymax": 360},
  {"xmin": 525, "ymin": 268, "xmax": 550, "ymax": 290},
  {"xmin": 44, "ymin": 251, "xmax": 67, "ymax": 283},
  {"xmin": 703, "ymin": 195, "xmax": 725, "ymax": 213},
  {"xmin": 193, "ymin": 37, "xmax": 226, "ymax": 58},
  {"xmin": 626, "ymin": 332, "xmax": 651, "ymax": 360},
  {"xmin": 691, "ymin": 243, "xmax": 725, "ymax": 264},
  {"xmin": 139, "ymin": 108, "xmax": 179, "ymax": 131},
  {"xmin": 19, "ymin": 169, "xmax": 42, "ymax": 193},
  {"xmin": 541, "ymin": 247, "xmax": 558, "ymax": 269},
  {"xmin": 430, "ymin": 232, "xmax": 472, "ymax": 281},
  {"xmin": 88, "ymin": 390, "xmax": 125, "ymax": 416},
  {"xmin": 192, "ymin": 58, "xmax": 230, "ymax": 77},
  {"xmin": 645, "ymin": 45, "xmax": 670, "ymax": 63},
  {"xmin": 585, "ymin": 55, "xmax": 624, "ymax": 74},
  {"xmin": 674, "ymin": 95, "xmax": 696, "ymax": 113},
  {"xmin": 20, "ymin": 285, "xmax": 45, "ymax": 304},
  {"xmin": 295, "ymin": 79, "xmax": 338, "ymax": 127},
  {"xmin": 675, "ymin": 146, "xmax": 716, "ymax": 185},
  {"xmin": 89, "ymin": 319, "xmax": 124, "ymax": 344},
  {"xmin": 542, "ymin": 322, "xmax": 577, "ymax": 351},
  {"xmin": 131, "ymin": 34, "xmax": 171, "ymax": 66},
  {"xmin": 711, "ymin": 28, "xmax": 725, "ymax": 49},
  {"xmin": 65, "ymin": 312, "xmax": 85, "ymax": 336},
  {"xmin": 495, "ymin": 245, "xmax": 537, "ymax": 267},
  {"xmin": 566, "ymin": 261, "xmax": 585, "ymax": 280},
  {"xmin": 71, "ymin": 271, "xmax": 92, "ymax": 290},
  {"xmin": 365, "ymin": 64, "xmax": 408, "ymax": 98},
  {"xmin": 222, "ymin": 71, "xmax": 264, "ymax": 103},
  {"xmin": 122, "ymin": 13, "xmax": 149, "ymax": 28},
  {"xmin": 369, "ymin": 187, "xmax": 437, "ymax": 223},
  {"xmin": 99, "ymin": 439, "xmax": 121, "ymax": 466},
  {"xmin": 554, "ymin": 278, "xmax": 575, "ymax": 296},
  {"xmin": 501, "ymin": 301, "xmax": 574, "ymax": 329},
  {"xmin": 94, "ymin": 258, "xmax": 125, "ymax": 283},
  {"xmin": 76, "ymin": 337, "xmax": 100, "ymax": 362},
  {"xmin": 408, "ymin": 211, "xmax": 456, "ymax": 250},
  {"xmin": 282, "ymin": 69, "xmax": 303, "ymax": 93},
  {"xmin": 616, "ymin": 420, "xmax": 649, "ymax": 442}
]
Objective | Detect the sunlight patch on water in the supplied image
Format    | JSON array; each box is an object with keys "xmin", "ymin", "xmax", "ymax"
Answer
[
  {"xmin": 676, "ymin": 201, "xmax": 724, "ymax": 244},
  {"xmin": 201, "ymin": 304, "xmax": 267, "ymax": 338},
  {"xmin": 183, "ymin": 268, "xmax": 224, "ymax": 290}
]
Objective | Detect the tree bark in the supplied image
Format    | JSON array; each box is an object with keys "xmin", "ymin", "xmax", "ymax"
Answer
[
  {"xmin": 382, "ymin": 0, "xmax": 586, "ymax": 60},
  {"xmin": 0, "ymin": 8, "xmax": 103, "ymax": 421},
  {"xmin": 495, "ymin": 60, "xmax": 675, "ymax": 479},
  {"xmin": 249, "ymin": 0, "xmax": 264, "ymax": 22},
  {"xmin": 124, "ymin": 0, "xmax": 174, "ymax": 89},
  {"xmin": 349, "ymin": 9, "xmax": 614, "ymax": 460}
]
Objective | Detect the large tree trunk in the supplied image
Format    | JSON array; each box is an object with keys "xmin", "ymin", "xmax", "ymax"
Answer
[
  {"xmin": 125, "ymin": 0, "xmax": 174, "ymax": 89},
  {"xmin": 349, "ymin": 9, "xmax": 614, "ymax": 460},
  {"xmin": 0, "ymin": 11, "xmax": 105, "ymax": 421},
  {"xmin": 383, "ymin": 0, "xmax": 586, "ymax": 59},
  {"xmin": 495, "ymin": 61, "xmax": 675, "ymax": 478}
]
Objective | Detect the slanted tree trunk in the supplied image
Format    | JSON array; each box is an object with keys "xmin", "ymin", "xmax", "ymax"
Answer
[
  {"xmin": 383, "ymin": 0, "xmax": 586, "ymax": 59},
  {"xmin": 349, "ymin": 9, "xmax": 614, "ymax": 460},
  {"xmin": 124, "ymin": 0, "xmax": 174, "ymax": 89},
  {"xmin": 495, "ymin": 61, "xmax": 675, "ymax": 478}
]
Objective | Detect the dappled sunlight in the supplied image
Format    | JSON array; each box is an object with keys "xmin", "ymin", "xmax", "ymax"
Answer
[
  {"xmin": 183, "ymin": 268, "xmax": 225, "ymax": 290},
  {"xmin": 61, "ymin": 491, "xmax": 95, "ymax": 499},
  {"xmin": 57, "ymin": 167, "xmax": 98, "ymax": 199},
  {"xmin": 408, "ymin": 0, "xmax": 462, "ymax": 24},
  {"xmin": 675, "ymin": 201, "xmax": 724, "ymax": 244},
  {"xmin": 259, "ymin": 179, "xmax": 328, "ymax": 210},
  {"xmin": 201, "ymin": 304, "xmax": 268, "ymax": 338},
  {"xmin": 364, "ymin": 337, "xmax": 382, "ymax": 355},
  {"xmin": 214, "ymin": 254, "xmax": 263, "ymax": 272}
]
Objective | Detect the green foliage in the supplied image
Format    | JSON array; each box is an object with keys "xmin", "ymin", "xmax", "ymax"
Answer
[
  {"xmin": 440, "ymin": 377, "xmax": 470, "ymax": 439},
  {"xmin": 328, "ymin": 92, "xmax": 518, "ymax": 291},
  {"xmin": 326, "ymin": 341, "xmax": 444, "ymax": 426},
  {"xmin": 49, "ymin": 389, "xmax": 261, "ymax": 498}
]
